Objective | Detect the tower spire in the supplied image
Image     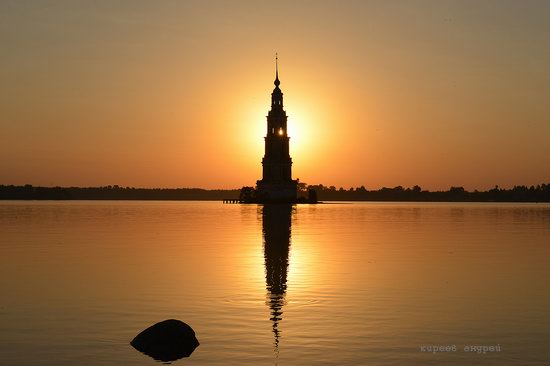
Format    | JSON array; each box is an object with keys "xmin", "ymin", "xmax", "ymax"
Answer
[{"xmin": 274, "ymin": 53, "xmax": 280, "ymax": 87}]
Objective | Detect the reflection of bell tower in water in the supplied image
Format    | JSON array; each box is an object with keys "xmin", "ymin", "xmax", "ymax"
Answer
[{"xmin": 262, "ymin": 204, "xmax": 292, "ymax": 351}]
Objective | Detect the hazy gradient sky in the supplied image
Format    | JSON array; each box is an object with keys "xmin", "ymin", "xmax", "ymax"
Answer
[{"xmin": 1, "ymin": 0, "xmax": 549, "ymax": 190}]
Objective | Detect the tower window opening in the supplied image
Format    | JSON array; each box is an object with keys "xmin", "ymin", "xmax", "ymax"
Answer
[{"xmin": 278, "ymin": 128, "xmax": 284, "ymax": 136}]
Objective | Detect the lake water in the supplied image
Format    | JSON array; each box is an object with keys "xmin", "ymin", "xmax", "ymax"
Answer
[{"xmin": 1, "ymin": 201, "xmax": 549, "ymax": 365}]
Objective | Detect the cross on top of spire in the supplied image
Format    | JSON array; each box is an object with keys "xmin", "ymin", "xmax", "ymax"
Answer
[{"xmin": 274, "ymin": 53, "xmax": 280, "ymax": 87}]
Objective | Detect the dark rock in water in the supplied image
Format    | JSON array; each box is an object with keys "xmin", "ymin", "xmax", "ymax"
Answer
[{"xmin": 131, "ymin": 319, "xmax": 199, "ymax": 362}]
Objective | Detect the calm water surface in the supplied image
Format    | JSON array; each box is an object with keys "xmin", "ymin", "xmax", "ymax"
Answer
[{"xmin": 1, "ymin": 201, "xmax": 549, "ymax": 365}]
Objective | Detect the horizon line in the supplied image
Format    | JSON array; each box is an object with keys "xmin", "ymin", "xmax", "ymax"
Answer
[{"xmin": 2, "ymin": 182, "xmax": 549, "ymax": 193}]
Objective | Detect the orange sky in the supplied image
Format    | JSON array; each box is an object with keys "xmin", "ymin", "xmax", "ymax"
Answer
[{"xmin": 1, "ymin": 1, "xmax": 549, "ymax": 190}]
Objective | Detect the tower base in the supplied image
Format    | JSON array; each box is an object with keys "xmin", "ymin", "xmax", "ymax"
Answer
[{"xmin": 256, "ymin": 180, "xmax": 298, "ymax": 203}]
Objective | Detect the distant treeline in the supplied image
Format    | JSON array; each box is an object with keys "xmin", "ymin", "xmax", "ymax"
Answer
[
  {"xmin": 1, "ymin": 183, "xmax": 549, "ymax": 202},
  {"xmin": 303, "ymin": 184, "xmax": 550, "ymax": 202},
  {"xmin": 0, "ymin": 185, "xmax": 239, "ymax": 200}
]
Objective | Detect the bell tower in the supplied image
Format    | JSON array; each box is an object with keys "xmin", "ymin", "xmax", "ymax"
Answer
[{"xmin": 256, "ymin": 55, "xmax": 298, "ymax": 202}]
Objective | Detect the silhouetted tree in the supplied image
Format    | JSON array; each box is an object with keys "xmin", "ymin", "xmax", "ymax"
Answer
[
  {"xmin": 297, "ymin": 182, "xmax": 308, "ymax": 194},
  {"xmin": 308, "ymin": 189, "xmax": 318, "ymax": 203},
  {"xmin": 239, "ymin": 186, "xmax": 256, "ymax": 203}
]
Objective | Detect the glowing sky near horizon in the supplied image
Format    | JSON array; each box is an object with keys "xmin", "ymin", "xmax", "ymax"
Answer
[{"xmin": 1, "ymin": 1, "xmax": 549, "ymax": 190}]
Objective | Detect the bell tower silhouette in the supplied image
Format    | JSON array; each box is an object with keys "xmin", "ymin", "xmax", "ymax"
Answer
[{"xmin": 256, "ymin": 55, "xmax": 298, "ymax": 202}]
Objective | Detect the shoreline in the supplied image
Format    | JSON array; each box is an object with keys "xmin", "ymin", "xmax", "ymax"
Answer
[{"xmin": 1, "ymin": 184, "xmax": 549, "ymax": 203}]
